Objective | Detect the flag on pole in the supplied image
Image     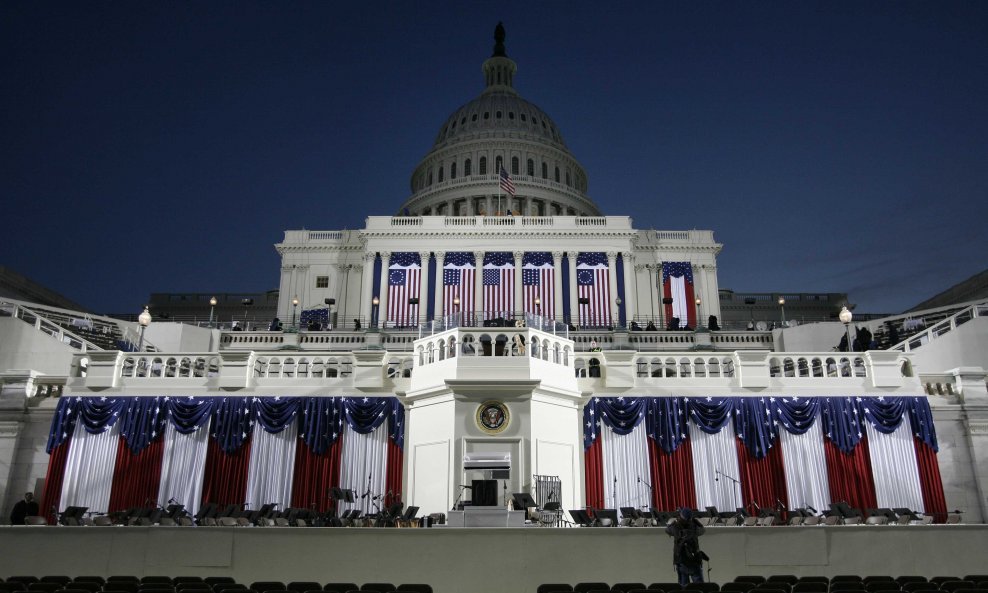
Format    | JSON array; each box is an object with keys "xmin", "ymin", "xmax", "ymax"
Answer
[
  {"xmin": 499, "ymin": 167, "xmax": 516, "ymax": 197},
  {"xmin": 522, "ymin": 252, "xmax": 555, "ymax": 320},
  {"xmin": 662, "ymin": 262, "xmax": 695, "ymax": 329},
  {"xmin": 483, "ymin": 252, "xmax": 515, "ymax": 320},
  {"xmin": 387, "ymin": 252, "xmax": 421, "ymax": 328}
]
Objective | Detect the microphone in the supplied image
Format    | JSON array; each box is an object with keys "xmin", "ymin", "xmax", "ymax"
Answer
[
  {"xmin": 459, "ymin": 485, "xmax": 472, "ymax": 489},
  {"xmin": 361, "ymin": 492, "xmax": 369, "ymax": 499},
  {"xmin": 807, "ymin": 505, "xmax": 818, "ymax": 514},
  {"xmin": 776, "ymin": 498, "xmax": 785, "ymax": 510}
]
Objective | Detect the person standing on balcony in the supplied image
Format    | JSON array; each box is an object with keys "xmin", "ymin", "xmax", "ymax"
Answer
[{"xmin": 9, "ymin": 492, "xmax": 39, "ymax": 525}]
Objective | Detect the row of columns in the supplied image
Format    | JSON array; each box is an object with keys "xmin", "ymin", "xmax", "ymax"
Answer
[
  {"xmin": 358, "ymin": 250, "xmax": 643, "ymax": 328},
  {"xmin": 426, "ymin": 195, "xmax": 575, "ymax": 217}
]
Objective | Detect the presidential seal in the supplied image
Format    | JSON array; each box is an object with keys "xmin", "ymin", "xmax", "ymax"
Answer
[{"xmin": 476, "ymin": 400, "xmax": 510, "ymax": 434}]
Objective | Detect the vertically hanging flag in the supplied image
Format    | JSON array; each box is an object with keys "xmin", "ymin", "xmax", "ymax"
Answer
[
  {"xmin": 483, "ymin": 252, "xmax": 515, "ymax": 320},
  {"xmin": 576, "ymin": 252, "xmax": 611, "ymax": 328},
  {"xmin": 499, "ymin": 167, "xmax": 516, "ymax": 196},
  {"xmin": 443, "ymin": 252, "xmax": 476, "ymax": 323},
  {"xmin": 662, "ymin": 262, "xmax": 695, "ymax": 328},
  {"xmin": 522, "ymin": 252, "xmax": 555, "ymax": 320},
  {"xmin": 387, "ymin": 252, "xmax": 422, "ymax": 328}
]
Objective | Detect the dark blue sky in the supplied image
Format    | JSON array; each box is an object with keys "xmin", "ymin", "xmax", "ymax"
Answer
[{"xmin": 2, "ymin": 1, "xmax": 986, "ymax": 315}]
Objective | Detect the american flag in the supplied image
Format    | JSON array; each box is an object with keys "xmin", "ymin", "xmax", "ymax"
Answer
[
  {"xmin": 522, "ymin": 252, "xmax": 554, "ymax": 320},
  {"xmin": 577, "ymin": 252, "xmax": 611, "ymax": 328},
  {"xmin": 387, "ymin": 252, "xmax": 421, "ymax": 328},
  {"xmin": 443, "ymin": 252, "xmax": 475, "ymax": 323},
  {"xmin": 662, "ymin": 261, "xmax": 695, "ymax": 328},
  {"xmin": 483, "ymin": 252, "xmax": 514, "ymax": 320},
  {"xmin": 499, "ymin": 167, "xmax": 516, "ymax": 196}
]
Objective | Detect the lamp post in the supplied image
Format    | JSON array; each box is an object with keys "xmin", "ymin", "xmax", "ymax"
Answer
[
  {"xmin": 372, "ymin": 296, "xmax": 380, "ymax": 328},
  {"xmin": 137, "ymin": 306, "xmax": 151, "ymax": 352},
  {"xmin": 453, "ymin": 296, "xmax": 461, "ymax": 326},
  {"xmin": 241, "ymin": 298, "xmax": 253, "ymax": 329},
  {"xmin": 695, "ymin": 297, "xmax": 702, "ymax": 329},
  {"xmin": 291, "ymin": 295, "xmax": 299, "ymax": 329},
  {"xmin": 839, "ymin": 306, "xmax": 853, "ymax": 352},
  {"xmin": 208, "ymin": 296, "xmax": 217, "ymax": 328},
  {"xmin": 778, "ymin": 297, "xmax": 786, "ymax": 327}
]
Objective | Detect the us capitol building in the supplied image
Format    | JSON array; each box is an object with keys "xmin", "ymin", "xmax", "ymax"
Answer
[{"xmin": 1, "ymin": 24, "xmax": 987, "ymax": 592}]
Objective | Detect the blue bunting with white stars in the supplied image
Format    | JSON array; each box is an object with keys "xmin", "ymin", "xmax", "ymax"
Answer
[
  {"xmin": 583, "ymin": 395, "xmax": 937, "ymax": 458},
  {"xmin": 47, "ymin": 395, "xmax": 405, "ymax": 456}
]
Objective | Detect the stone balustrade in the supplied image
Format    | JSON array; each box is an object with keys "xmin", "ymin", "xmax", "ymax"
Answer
[
  {"xmin": 64, "ymin": 347, "xmax": 923, "ymax": 397},
  {"xmin": 364, "ymin": 215, "xmax": 637, "ymax": 232}
]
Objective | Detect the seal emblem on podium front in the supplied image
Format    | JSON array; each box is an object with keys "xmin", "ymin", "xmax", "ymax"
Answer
[{"xmin": 477, "ymin": 400, "xmax": 510, "ymax": 434}]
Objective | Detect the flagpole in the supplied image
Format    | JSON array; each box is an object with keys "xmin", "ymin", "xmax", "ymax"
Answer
[{"xmin": 497, "ymin": 168, "xmax": 502, "ymax": 216}]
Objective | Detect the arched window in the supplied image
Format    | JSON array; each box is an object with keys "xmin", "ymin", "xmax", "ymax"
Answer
[
  {"xmin": 479, "ymin": 156, "xmax": 487, "ymax": 175},
  {"xmin": 438, "ymin": 165, "xmax": 444, "ymax": 183},
  {"xmin": 496, "ymin": 110, "xmax": 502, "ymax": 119},
  {"xmin": 450, "ymin": 162, "xmax": 457, "ymax": 179},
  {"xmin": 495, "ymin": 156, "xmax": 503, "ymax": 172},
  {"xmin": 427, "ymin": 171, "xmax": 433, "ymax": 186},
  {"xmin": 472, "ymin": 113, "xmax": 478, "ymax": 122},
  {"xmin": 554, "ymin": 166, "xmax": 560, "ymax": 182},
  {"xmin": 565, "ymin": 170, "xmax": 571, "ymax": 186},
  {"xmin": 527, "ymin": 159, "xmax": 535, "ymax": 176},
  {"xmin": 511, "ymin": 156, "xmax": 519, "ymax": 175},
  {"xmin": 464, "ymin": 158, "xmax": 472, "ymax": 176},
  {"xmin": 542, "ymin": 162, "xmax": 548, "ymax": 179}
]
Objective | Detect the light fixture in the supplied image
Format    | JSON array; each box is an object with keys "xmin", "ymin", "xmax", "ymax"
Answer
[
  {"xmin": 778, "ymin": 297, "xmax": 786, "ymax": 326},
  {"xmin": 291, "ymin": 295, "xmax": 300, "ymax": 329},
  {"xmin": 208, "ymin": 296, "xmax": 217, "ymax": 328},
  {"xmin": 695, "ymin": 297, "xmax": 702, "ymax": 328},
  {"xmin": 137, "ymin": 306, "xmax": 152, "ymax": 351},
  {"xmin": 372, "ymin": 296, "xmax": 380, "ymax": 328},
  {"xmin": 839, "ymin": 306, "xmax": 853, "ymax": 351}
]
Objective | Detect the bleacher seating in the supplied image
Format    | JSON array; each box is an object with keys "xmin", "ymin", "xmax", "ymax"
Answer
[
  {"xmin": 0, "ymin": 580, "xmax": 432, "ymax": 593},
  {"xmin": 532, "ymin": 577, "xmax": 988, "ymax": 593}
]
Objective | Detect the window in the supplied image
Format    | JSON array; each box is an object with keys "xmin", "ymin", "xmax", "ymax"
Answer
[
  {"xmin": 428, "ymin": 171, "xmax": 433, "ymax": 185},
  {"xmin": 496, "ymin": 110, "xmax": 502, "ymax": 119},
  {"xmin": 438, "ymin": 165, "xmax": 444, "ymax": 182},
  {"xmin": 450, "ymin": 162, "xmax": 457, "ymax": 179},
  {"xmin": 520, "ymin": 113, "xmax": 527, "ymax": 122},
  {"xmin": 472, "ymin": 113, "xmax": 478, "ymax": 122},
  {"xmin": 495, "ymin": 156, "xmax": 503, "ymax": 172},
  {"xmin": 554, "ymin": 166, "xmax": 560, "ymax": 182},
  {"xmin": 484, "ymin": 111, "xmax": 490, "ymax": 120},
  {"xmin": 542, "ymin": 162, "xmax": 548, "ymax": 179},
  {"xmin": 479, "ymin": 156, "xmax": 487, "ymax": 175},
  {"xmin": 511, "ymin": 156, "xmax": 519, "ymax": 175},
  {"xmin": 464, "ymin": 158, "xmax": 472, "ymax": 176},
  {"xmin": 315, "ymin": 276, "xmax": 329, "ymax": 288},
  {"xmin": 461, "ymin": 117, "xmax": 466, "ymax": 125},
  {"xmin": 527, "ymin": 159, "xmax": 535, "ymax": 176},
  {"xmin": 565, "ymin": 170, "xmax": 571, "ymax": 187},
  {"xmin": 508, "ymin": 111, "xmax": 514, "ymax": 120}
]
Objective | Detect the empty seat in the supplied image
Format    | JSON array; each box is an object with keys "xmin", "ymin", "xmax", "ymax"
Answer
[
  {"xmin": 651, "ymin": 584, "xmax": 683, "ymax": 591},
  {"xmin": 931, "ymin": 580, "xmax": 962, "ymax": 588},
  {"xmin": 538, "ymin": 586, "xmax": 573, "ymax": 593},
  {"xmin": 965, "ymin": 579, "xmax": 988, "ymax": 586},
  {"xmin": 575, "ymin": 585, "xmax": 610, "ymax": 593},
  {"xmin": 175, "ymin": 586, "xmax": 210, "ymax": 592},
  {"xmin": 735, "ymin": 580, "xmax": 767, "ymax": 587},
  {"xmin": 0, "ymin": 586, "xmax": 28, "ymax": 593},
  {"xmin": 141, "ymin": 580, "xmax": 173, "ymax": 587},
  {"xmin": 288, "ymin": 585, "xmax": 321, "ymax": 593},
  {"xmin": 39, "ymin": 580, "xmax": 71, "ymax": 587},
  {"xmin": 686, "ymin": 585, "xmax": 719, "ymax": 593},
  {"xmin": 66, "ymin": 584, "xmax": 100, "ymax": 593},
  {"xmin": 395, "ymin": 587, "xmax": 433, "ymax": 593},
  {"xmin": 768, "ymin": 578, "xmax": 800, "ymax": 587},
  {"xmin": 833, "ymin": 578, "xmax": 864, "ymax": 585},
  {"xmin": 724, "ymin": 585, "xmax": 757, "ymax": 593},
  {"xmin": 251, "ymin": 584, "xmax": 286, "ymax": 593},
  {"xmin": 107, "ymin": 579, "xmax": 141, "ymax": 585},
  {"xmin": 614, "ymin": 585, "xmax": 647, "ymax": 593},
  {"xmin": 866, "ymin": 584, "xmax": 900, "ymax": 593},
  {"xmin": 6, "ymin": 581, "xmax": 38, "ymax": 587},
  {"xmin": 214, "ymin": 586, "xmax": 248, "ymax": 593},
  {"xmin": 28, "ymin": 584, "xmax": 62, "ymax": 593},
  {"xmin": 103, "ymin": 584, "xmax": 138, "ymax": 593},
  {"xmin": 203, "ymin": 580, "xmax": 236, "ymax": 588},
  {"xmin": 793, "ymin": 584, "xmax": 828, "ymax": 593},
  {"xmin": 360, "ymin": 586, "xmax": 395, "ymax": 593},
  {"xmin": 751, "ymin": 588, "xmax": 788, "ymax": 593},
  {"xmin": 323, "ymin": 585, "xmax": 358, "ymax": 593},
  {"xmin": 942, "ymin": 584, "xmax": 976, "ymax": 593},
  {"xmin": 71, "ymin": 580, "xmax": 104, "ymax": 587}
]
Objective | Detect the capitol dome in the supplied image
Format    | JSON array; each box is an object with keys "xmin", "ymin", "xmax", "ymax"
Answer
[{"xmin": 398, "ymin": 24, "xmax": 601, "ymax": 217}]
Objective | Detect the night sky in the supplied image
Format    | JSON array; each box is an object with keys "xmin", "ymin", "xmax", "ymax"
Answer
[{"xmin": 2, "ymin": 2, "xmax": 986, "ymax": 316}]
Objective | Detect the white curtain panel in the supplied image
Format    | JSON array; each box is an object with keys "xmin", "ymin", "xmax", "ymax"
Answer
[
  {"xmin": 339, "ymin": 423, "xmax": 388, "ymax": 515},
  {"xmin": 601, "ymin": 421, "xmax": 651, "ymax": 510},
  {"xmin": 690, "ymin": 421, "xmax": 742, "ymax": 511},
  {"xmin": 779, "ymin": 420, "xmax": 831, "ymax": 513},
  {"xmin": 866, "ymin": 420, "xmax": 925, "ymax": 512},
  {"xmin": 245, "ymin": 421, "xmax": 298, "ymax": 511},
  {"xmin": 156, "ymin": 421, "xmax": 209, "ymax": 516},
  {"xmin": 60, "ymin": 422, "xmax": 121, "ymax": 514},
  {"xmin": 669, "ymin": 275, "xmax": 688, "ymax": 326}
]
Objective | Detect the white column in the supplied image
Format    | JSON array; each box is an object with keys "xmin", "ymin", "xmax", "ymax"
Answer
[
  {"xmin": 513, "ymin": 251, "xmax": 524, "ymax": 319},
  {"xmin": 568, "ymin": 252, "xmax": 579, "ymax": 326},
  {"xmin": 552, "ymin": 251, "xmax": 564, "ymax": 324},
  {"xmin": 607, "ymin": 252, "xmax": 619, "ymax": 327},
  {"xmin": 418, "ymin": 251, "xmax": 431, "ymax": 325},
  {"xmin": 474, "ymin": 251, "xmax": 485, "ymax": 324},
  {"xmin": 377, "ymin": 251, "xmax": 391, "ymax": 327},
  {"xmin": 622, "ymin": 253, "xmax": 636, "ymax": 326},
  {"xmin": 359, "ymin": 253, "xmax": 376, "ymax": 326},
  {"xmin": 434, "ymin": 251, "xmax": 446, "ymax": 322}
]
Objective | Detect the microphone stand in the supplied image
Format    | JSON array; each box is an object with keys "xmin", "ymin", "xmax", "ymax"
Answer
[
  {"xmin": 714, "ymin": 469, "xmax": 742, "ymax": 512},
  {"xmin": 638, "ymin": 476, "xmax": 655, "ymax": 510},
  {"xmin": 451, "ymin": 485, "xmax": 470, "ymax": 512}
]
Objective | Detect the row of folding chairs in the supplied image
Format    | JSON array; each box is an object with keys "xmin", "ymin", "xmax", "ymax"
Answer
[{"xmin": 0, "ymin": 582, "xmax": 430, "ymax": 593}]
